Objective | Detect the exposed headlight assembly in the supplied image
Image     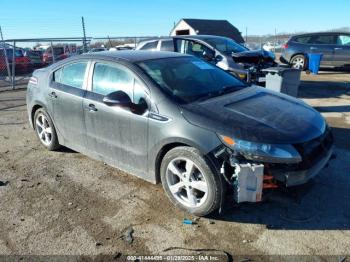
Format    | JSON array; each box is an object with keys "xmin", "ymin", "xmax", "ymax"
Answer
[{"xmin": 218, "ymin": 135, "xmax": 301, "ymax": 164}]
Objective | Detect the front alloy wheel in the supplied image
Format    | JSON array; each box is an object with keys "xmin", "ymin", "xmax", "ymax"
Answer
[
  {"xmin": 160, "ymin": 147, "xmax": 223, "ymax": 216},
  {"xmin": 166, "ymin": 157, "xmax": 208, "ymax": 208}
]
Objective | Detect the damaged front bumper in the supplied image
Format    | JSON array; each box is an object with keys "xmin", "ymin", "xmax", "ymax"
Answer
[
  {"xmin": 215, "ymin": 129, "xmax": 334, "ymax": 203},
  {"xmin": 272, "ymin": 145, "xmax": 333, "ymax": 187}
]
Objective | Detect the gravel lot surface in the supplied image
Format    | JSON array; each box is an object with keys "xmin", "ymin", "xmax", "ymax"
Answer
[{"xmin": 0, "ymin": 71, "xmax": 349, "ymax": 259}]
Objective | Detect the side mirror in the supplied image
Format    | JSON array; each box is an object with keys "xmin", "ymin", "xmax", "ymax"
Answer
[
  {"xmin": 103, "ymin": 90, "xmax": 131, "ymax": 107},
  {"xmin": 215, "ymin": 55, "xmax": 224, "ymax": 63},
  {"xmin": 202, "ymin": 50, "xmax": 215, "ymax": 61}
]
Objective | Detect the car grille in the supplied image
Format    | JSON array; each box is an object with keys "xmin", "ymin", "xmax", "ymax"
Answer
[
  {"xmin": 268, "ymin": 128, "xmax": 333, "ymax": 174},
  {"xmin": 293, "ymin": 128, "xmax": 334, "ymax": 170}
]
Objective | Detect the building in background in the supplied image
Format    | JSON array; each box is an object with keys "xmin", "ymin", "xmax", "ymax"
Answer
[{"xmin": 170, "ymin": 18, "xmax": 245, "ymax": 43}]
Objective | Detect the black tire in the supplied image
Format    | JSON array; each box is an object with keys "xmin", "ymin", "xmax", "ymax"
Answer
[
  {"xmin": 33, "ymin": 108, "xmax": 61, "ymax": 151},
  {"xmin": 160, "ymin": 146, "xmax": 223, "ymax": 216},
  {"xmin": 290, "ymin": 54, "xmax": 307, "ymax": 70}
]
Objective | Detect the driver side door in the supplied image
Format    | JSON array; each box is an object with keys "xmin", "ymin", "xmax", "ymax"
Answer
[
  {"xmin": 83, "ymin": 61, "xmax": 150, "ymax": 177},
  {"xmin": 174, "ymin": 38, "xmax": 216, "ymax": 63}
]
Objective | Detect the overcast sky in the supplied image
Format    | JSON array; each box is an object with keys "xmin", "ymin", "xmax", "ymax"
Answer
[{"xmin": 0, "ymin": 0, "xmax": 348, "ymax": 39}]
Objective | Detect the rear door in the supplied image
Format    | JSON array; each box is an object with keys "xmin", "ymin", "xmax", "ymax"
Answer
[
  {"xmin": 83, "ymin": 61, "xmax": 150, "ymax": 177},
  {"xmin": 307, "ymin": 34, "xmax": 337, "ymax": 66},
  {"xmin": 49, "ymin": 60, "xmax": 89, "ymax": 151},
  {"xmin": 333, "ymin": 34, "xmax": 350, "ymax": 67}
]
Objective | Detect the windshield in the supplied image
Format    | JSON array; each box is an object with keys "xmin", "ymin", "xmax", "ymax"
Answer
[
  {"xmin": 138, "ymin": 57, "xmax": 246, "ymax": 104},
  {"xmin": 204, "ymin": 37, "xmax": 248, "ymax": 54}
]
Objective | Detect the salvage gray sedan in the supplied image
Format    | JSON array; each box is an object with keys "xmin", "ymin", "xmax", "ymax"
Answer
[{"xmin": 27, "ymin": 51, "xmax": 333, "ymax": 216}]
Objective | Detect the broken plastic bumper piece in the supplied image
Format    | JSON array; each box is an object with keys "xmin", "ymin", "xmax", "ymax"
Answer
[{"xmin": 280, "ymin": 146, "xmax": 334, "ymax": 187}]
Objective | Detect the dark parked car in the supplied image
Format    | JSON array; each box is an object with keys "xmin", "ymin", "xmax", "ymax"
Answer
[
  {"xmin": 136, "ymin": 35, "xmax": 277, "ymax": 85},
  {"xmin": 0, "ymin": 48, "xmax": 31, "ymax": 75},
  {"xmin": 42, "ymin": 46, "xmax": 68, "ymax": 65},
  {"xmin": 280, "ymin": 32, "xmax": 350, "ymax": 69},
  {"xmin": 88, "ymin": 47, "xmax": 107, "ymax": 53},
  {"xmin": 24, "ymin": 49, "xmax": 44, "ymax": 68},
  {"xmin": 27, "ymin": 51, "xmax": 333, "ymax": 216}
]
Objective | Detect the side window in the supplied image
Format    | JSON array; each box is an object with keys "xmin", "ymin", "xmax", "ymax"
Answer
[
  {"xmin": 133, "ymin": 79, "xmax": 149, "ymax": 104},
  {"xmin": 54, "ymin": 62, "xmax": 87, "ymax": 89},
  {"xmin": 160, "ymin": 40, "xmax": 174, "ymax": 51},
  {"xmin": 92, "ymin": 63, "xmax": 134, "ymax": 97},
  {"xmin": 295, "ymin": 36, "xmax": 312, "ymax": 44},
  {"xmin": 140, "ymin": 41, "xmax": 158, "ymax": 51},
  {"xmin": 177, "ymin": 40, "xmax": 214, "ymax": 61},
  {"xmin": 337, "ymin": 35, "xmax": 350, "ymax": 45},
  {"xmin": 309, "ymin": 35, "xmax": 336, "ymax": 45},
  {"xmin": 132, "ymin": 79, "xmax": 149, "ymax": 114},
  {"xmin": 53, "ymin": 68, "xmax": 62, "ymax": 82}
]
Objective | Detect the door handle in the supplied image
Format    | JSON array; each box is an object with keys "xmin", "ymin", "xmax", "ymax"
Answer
[
  {"xmin": 88, "ymin": 103, "xmax": 98, "ymax": 112},
  {"xmin": 334, "ymin": 47, "xmax": 343, "ymax": 50},
  {"xmin": 310, "ymin": 47, "xmax": 318, "ymax": 50},
  {"xmin": 48, "ymin": 91, "xmax": 57, "ymax": 98}
]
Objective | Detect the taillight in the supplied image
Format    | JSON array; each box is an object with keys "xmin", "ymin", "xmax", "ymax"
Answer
[
  {"xmin": 29, "ymin": 76, "xmax": 38, "ymax": 85},
  {"xmin": 282, "ymin": 43, "xmax": 288, "ymax": 49}
]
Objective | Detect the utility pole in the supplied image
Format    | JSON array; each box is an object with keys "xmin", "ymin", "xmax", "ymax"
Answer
[
  {"xmin": 245, "ymin": 27, "xmax": 248, "ymax": 43},
  {"xmin": 274, "ymin": 28, "xmax": 277, "ymax": 53},
  {"xmin": 81, "ymin": 16, "xmax": 87, "ymax": 53}
]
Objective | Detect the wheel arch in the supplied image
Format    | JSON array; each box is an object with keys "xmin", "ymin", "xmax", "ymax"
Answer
[
  {"xmin": 153, "ymin": 140, "xmax": 220, "ymax": 184},
  {"xmin": 154, "ymin": 142, "xmax": 190, "ymax": 184},
  {"xmin": 290, "ymin": 53, "xmax": 308, "ymax": 67},
  {"xmin": 31, "ymin": 103, "xmax": 45, "ymax": 129}
]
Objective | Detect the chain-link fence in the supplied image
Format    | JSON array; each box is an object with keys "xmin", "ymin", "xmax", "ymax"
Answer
[
  {"xmin": 0, "ymin": 37, "xmax": 88, "ymax": 89},
  {"xmin": 244, "ymin": 33, "xmax": 292, "ymax": 52},
  {"xmin": 0, "ymin": 36, "xmax": 161, "ymax": 90},
  {"xmin": 0, "ymin": 33, "xmax": 292, "ymax": 90}
]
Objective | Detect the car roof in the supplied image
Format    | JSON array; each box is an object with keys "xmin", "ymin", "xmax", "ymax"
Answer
[
  {"xmin": 81, "ymin": 50, "xmax": 189, "ymax": 62},
  {"xmin": 173, "ymin": 34, "xmax": 231, "ymax": 41},
  {"xmin": 292, "ymin": 32, "xmax": 350, "ymax": 38},
  {"xmin": 138, "ymin": 35, "xmax": 233, "ymax": 43}
]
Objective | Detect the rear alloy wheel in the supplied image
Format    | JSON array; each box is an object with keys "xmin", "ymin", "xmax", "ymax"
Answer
[
  {"xmin": 160, "ymin": 147, "xmax": 223, "ymax": 216},
  {"xmin": 290, "ymin": 55, "xmax": 306, "ymax": 70},
  {"xmin": 34, "ymin": 109, "xmax": 60, "ymax": 151}
]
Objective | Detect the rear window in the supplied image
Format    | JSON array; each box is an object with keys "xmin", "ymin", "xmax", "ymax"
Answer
[
  {"xmin": 46, "ymin": 47, "xmax": 64, "ymax": 55},
  {"xmin": 337, "ymin": 35, "xmax": 350, "ymax": 45},
  {"xmin": 140, "ymin": 41, "xmax": 158, "ymax": 50},
  {"xmin": 53, "ymin": 48, "xmax": 64, "ymax": 55},
  {"xmin": 294, "ymin": 36, "xmax": 312, "ymax": 44}
]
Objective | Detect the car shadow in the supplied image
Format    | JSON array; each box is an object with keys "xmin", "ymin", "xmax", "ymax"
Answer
[
  {"xmin": 210, "ymin": 141, "xmax": 350, "ymax": 230},
  {"xmin": 56, "ymin": 146, "xmax": 77, "ymax": 154},
  {"xmin": 298, "ymin": 80, "xmax": 350, "ymax": 99},
  {"xmin": 319, "ymin": 67, "xmax": 350, "ymax": 74},
  {"xmin": 314, "ymin": 105, "xmax": 350, "ymax": 113},
  {"xmin": 331, "ymin": 127, "xmax": 350, "ymax": 151}
]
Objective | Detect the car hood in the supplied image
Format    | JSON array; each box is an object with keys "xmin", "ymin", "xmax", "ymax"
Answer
[
  {"xmin": 180, "ymin": 86, "xmax": 326, "ymax": 144},
  {"xmin": 231, "ymin": 49, "xmax": 276, "ymax": 65}
]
